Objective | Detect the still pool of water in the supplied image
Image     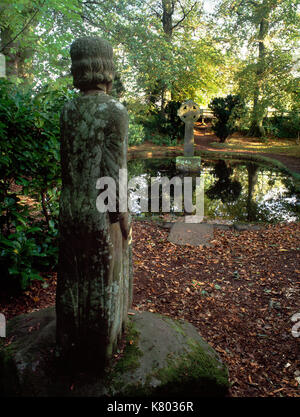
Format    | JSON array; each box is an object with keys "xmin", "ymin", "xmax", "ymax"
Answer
[{"xmin": 127, "ymin": 158, "xmax": 300, "ymax": 223}]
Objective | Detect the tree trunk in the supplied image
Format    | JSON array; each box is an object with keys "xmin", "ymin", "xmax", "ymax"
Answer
[
  {"xmin": 249, "ymin": 89, "xmax": 266, "ymax": 137},
  {"xmin": 159, "ymin": 0, "xmax": 174, "ymax": 114},
  {"xmin": 162, "ymin": 0, "xmax": 174, "ymax": 40},
  {"xmin": 248, "ymin": 6, "xmax": 269, "ymax": 137}
]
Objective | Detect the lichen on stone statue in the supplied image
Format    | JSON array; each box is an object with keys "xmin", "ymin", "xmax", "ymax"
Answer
[{"xmin": 56, "ymin": 36, "xmax": 132, "ymax": 372}]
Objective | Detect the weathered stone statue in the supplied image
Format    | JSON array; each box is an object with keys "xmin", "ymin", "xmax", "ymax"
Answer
[{"xmin": 56, "ymin": 37, "xmax": 132, "ymax": 371}]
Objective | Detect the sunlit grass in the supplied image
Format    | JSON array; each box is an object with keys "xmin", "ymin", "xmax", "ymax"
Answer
[{"xmin": 211, "ymin": 135, "xmax": 300, "ymax": 157}]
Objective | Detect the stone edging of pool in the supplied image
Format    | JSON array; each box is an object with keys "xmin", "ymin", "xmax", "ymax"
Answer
[{"xmin": 136, "ymin": 218, "xmax": 264, "ymax": 232}]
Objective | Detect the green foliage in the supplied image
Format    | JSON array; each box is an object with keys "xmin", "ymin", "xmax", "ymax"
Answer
[
  {"xmin": 209, "ymin": 95, "xmax": 245, "ymax": 143},
  {"xmin": 0, "ymin": 193, "xmax": 57, "ymax": 291},
  {"xmin": 264, "ymin": 112, "xmax": 300, "ymax": 139},
  {"xmin": 0, "ymin": 227, "xmax": 45, "ymax": 292},
  {"xmin": 110, "ymin": 73, "xmax": 126, "ymax": 100},
  {"xmin": 0, "ymin": 79, "xmax": 75, "ymax": 190},
  {"xmin": 0, "ymin": 0, "xmax": 225, "ymax": 108},
  {"xmin": 215, "ymin": 0, "xmax": 300, "ymax": 137},
  {"xmin": 139, "ymin": 101, "xmax": 184, "ymax": 146},
  {"xmin": 0, "ymin": 0, "xmax": 83, "ymax": 82},
  {"xmin": 146, "ymin": 132, "xmax": 177, "ymax": 147},
  {"xmin": 128, "ymin": 115, "xmax": 145, "ymax": 146},
  {"xmin": 0, "ymin": 79, "xmax": 75, "ymax": 291}
]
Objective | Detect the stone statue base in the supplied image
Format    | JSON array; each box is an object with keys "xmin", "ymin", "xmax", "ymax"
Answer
[
  {"xmin": 0, "ymin": 307, "xmax": 229, "ymax": 397},
  {"xmin": 176, "ymin": 156, "xmax": 201, "ymax": 173}
]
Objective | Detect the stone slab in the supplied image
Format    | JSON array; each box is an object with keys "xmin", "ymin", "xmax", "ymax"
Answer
[
  {"xmin": 233, "ymin": 223, "xmax": 263, "ymax": 231},
  {"xmin": 176, "ymin": 156, "xmax": 201, "ymax": 172},
  {"xmin": 168, "ymin": 222, "xmax": 214, "ymax": 247},
  {"xmin": 0, "ymin": 307, "xmax": 229, "ymax": 397}
]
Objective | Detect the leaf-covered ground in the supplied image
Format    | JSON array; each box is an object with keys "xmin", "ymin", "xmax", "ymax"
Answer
[
  {"xmin": 1, "ymin": 220, "xmax": 299, "ymax": 397},
  {"xmin": 132, "ymin": 220, "xmax": 300, "ymax": 397}
]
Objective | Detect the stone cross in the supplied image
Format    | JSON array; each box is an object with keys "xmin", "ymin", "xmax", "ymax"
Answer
[
  {"xmin": 56, "ymin": 37, "xmax": 132, "ymax": 372},
  {"xmin": 177, "ymin": 100, "xmax": 201, "ymax": 157}
]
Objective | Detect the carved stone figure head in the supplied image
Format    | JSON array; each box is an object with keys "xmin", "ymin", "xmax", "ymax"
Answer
[{"xmin": 70, "ymin": 36, "xmax": 115, "ymax": 92}]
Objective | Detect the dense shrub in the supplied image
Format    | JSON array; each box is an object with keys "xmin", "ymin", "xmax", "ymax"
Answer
[
  {"xmin": 141, "ymin": 101, "xmax": 184, "ymax": 145},
  {"xmin": 128, "ymin": 115, "xmax": 145, "ymax": 146},
  {"xmin": 264, "ymin": 111, "xmax": 300, "ymax": 138},
  {"xmin": 0, "ymin": 79, "xmax": 76, "ymax": 291},
  {"xmin": 209, "ymin": 95, "xmax": 246, "ymax": 143},
  {"xmin": 164, "ymin": 101, "xmax": 185, "ymax": 141}
]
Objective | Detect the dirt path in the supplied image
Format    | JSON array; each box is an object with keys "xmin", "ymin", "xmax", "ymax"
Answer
[{"xmin": 194, "ymin": 125, "xmax": 300, "ymax": 174}]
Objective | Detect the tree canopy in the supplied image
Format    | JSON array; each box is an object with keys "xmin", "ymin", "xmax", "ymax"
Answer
[
  {"xmin": 0, "ymin": 0, "xmax": 299, "ymax": 131},
  {"xmin": 213, "ymin": 0, "xmax": 300, "ymax": 136}
]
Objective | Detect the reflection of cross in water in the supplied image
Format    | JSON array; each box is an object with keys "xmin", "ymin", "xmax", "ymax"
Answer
[{"xmin": 0, "ymin": 313, "xmax": 6, "ymax": 337}]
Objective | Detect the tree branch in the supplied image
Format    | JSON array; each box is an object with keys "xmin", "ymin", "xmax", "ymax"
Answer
[
  {"xmin": 171, "ymin": 0, "xmax": 197, "ymax": 31},
  {"xmin": 171, "ymin": 0, "xmax": 176, "ymax": 15},
  {"xmin": 0, "ymin": 1, "xmax": 45, "ymax": 53},
  {"xmin": 149, "ymin": 6, "xmax": 162, "ymax": 21}
]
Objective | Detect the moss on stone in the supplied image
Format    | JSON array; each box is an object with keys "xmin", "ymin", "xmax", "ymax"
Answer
[
  {"xmin": 113, "ymin": 320, "xmax": 143, "ymax": 374},
  {"xmin": 152, "ymin": 341, "xmax": 229, "ymax": 396},
  {"xmin": 107, "ymin": 316, "xmax": 229, "ymax": 398},
  {"xmin": 120, "ymin": 379, "xmax": 153, "ymax": 397},
  {"xmin": 161, "ymin": 316, "xmax": 186, "ymax": 337},
  {"xmin": 114, "ymin": 339, "xmax": 229, "ymax": 397}
]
